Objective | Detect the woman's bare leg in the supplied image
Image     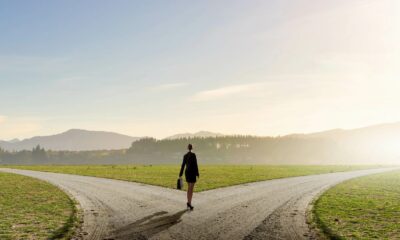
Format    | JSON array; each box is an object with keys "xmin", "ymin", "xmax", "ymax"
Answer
[
  {"xmin": 187, "ymin": 183, "xmax": 195, "ymax": 204},
  {"xmin": 186, "ymin": 183, "xmax": 190, "ymax": 203}
]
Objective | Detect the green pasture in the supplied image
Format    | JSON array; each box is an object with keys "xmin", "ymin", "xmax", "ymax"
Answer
[
  {"xmin": 6, "ymin": 165, "xmax": 378, "ymax": 192},
  {"xmin": 0, "ymin": 172, "xmax": 76, "ymax": 240},
  {"xmin": 314, "ymin": 170, "xmax": 400, "ymax": 239}
]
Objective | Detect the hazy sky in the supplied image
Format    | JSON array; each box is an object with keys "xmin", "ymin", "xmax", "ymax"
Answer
[{"xmin": 1, "ymin": 0, "xmax": 399, "ymax": 139}]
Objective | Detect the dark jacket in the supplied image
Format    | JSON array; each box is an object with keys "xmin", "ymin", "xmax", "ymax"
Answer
[{"xmin": 179, "ymin": 152, "xmax": 199, "ymax": 181}]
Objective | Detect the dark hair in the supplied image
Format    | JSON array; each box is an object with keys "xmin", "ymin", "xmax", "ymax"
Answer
[{"xmin": 188, "ymin": 144, "xmax": 193, "ymax": 150}]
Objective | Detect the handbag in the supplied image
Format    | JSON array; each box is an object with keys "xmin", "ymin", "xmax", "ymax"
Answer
[{"xmin": 177, "ymin": 177, "xmax": 183, "ymax": 190}]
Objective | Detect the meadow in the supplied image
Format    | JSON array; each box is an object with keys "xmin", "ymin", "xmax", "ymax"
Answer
[
  {"xmin": 313, "ymin": 170, "xmax": 400, "ymax": 239},
  {"xmin": 6, "ymin": 165, "xmax": 379, "ymax": 192},
  {"xmin": 0, "ymin": 172, "xmax": 76, "ymax": 240}
]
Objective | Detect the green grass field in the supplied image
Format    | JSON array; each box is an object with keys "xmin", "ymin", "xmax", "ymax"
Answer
[
  {"xmin": 6, "ymin": 165, "xmax": 378, "ymax": 192},
  {"xmin": 313, "ymin": 170, "xmax": 400, "ymax": 239},
  {"xmin": 0, "ymin": 172, "xmax": 76, "ymax": 240}
]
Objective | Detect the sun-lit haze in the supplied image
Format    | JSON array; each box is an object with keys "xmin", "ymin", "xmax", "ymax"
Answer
[{"xmin": 1, "ymin": 0, "xmax": 399, "ymax": 140}]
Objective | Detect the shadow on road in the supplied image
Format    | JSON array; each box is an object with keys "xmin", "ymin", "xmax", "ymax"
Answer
[{"xmin": 107, "ymin": 210, "xmax": 187, "ymax": 240}]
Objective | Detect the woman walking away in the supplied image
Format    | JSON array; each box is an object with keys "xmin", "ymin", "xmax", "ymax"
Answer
[{"xmin": 179, "ymin": 144, "xmax": 199, "ymax": 210}]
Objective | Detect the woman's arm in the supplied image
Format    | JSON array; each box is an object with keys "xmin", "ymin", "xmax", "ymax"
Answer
[
  {"xmin": 179, "ymin": 156, "xmax": 186, "ymax": 177},
  {"xmin": 194, "ymin": 154, "xmax": 199, "ymax": 177}
]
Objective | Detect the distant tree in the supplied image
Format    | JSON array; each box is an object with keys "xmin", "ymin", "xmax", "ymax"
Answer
[
  {"xmin": 32, "ymin": 145, "xmax": 48, "ymax": 163},
  {"xmin": 0, "ymin": 147, "xmax": 4, "ymax": 163},
  {"xmin": 127, "ymin": 138, "xmax": 158, "ymax": 154}
]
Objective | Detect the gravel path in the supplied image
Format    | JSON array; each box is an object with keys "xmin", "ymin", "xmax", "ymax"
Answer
[{"xmin": 0, "ymin": 168, "xmax": 395, "ymax": 240}]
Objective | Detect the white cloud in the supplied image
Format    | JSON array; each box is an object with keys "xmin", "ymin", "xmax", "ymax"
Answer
[{"xmin": 191, "ymin": 83, "xmax": 266, "ymax": 101}]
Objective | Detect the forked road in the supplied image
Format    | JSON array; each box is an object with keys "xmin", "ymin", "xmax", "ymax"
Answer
[{"xmin": 0, "ymin": 168, "xmax": 395, "ymax": 240}]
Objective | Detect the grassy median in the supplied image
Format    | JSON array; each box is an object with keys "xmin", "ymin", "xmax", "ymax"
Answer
[
  {"xmin": 313, "ymin": 170, "xmax": 400, "ymax": 239},
  {"xmin": 6, "ymin": 165, "xmax": 378, "ymax": 192},
  {"xmin": 0, "ymin": 172, "xmax": 76, "ymax": 240}
]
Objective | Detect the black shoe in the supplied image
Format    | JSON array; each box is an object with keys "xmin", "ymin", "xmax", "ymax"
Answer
[{"xmin": 187, "ymin": 202, "xmax": 194, "ymax": 210}]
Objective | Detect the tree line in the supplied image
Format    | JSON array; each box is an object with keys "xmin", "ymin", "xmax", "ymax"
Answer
[{"xmin": 0, "ymin": 135, "xmax": 363, "ymax": 165}]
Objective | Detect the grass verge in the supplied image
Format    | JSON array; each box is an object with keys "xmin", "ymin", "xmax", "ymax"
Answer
[
  {"xmin": 0, "ymin": 172, "xmax": 78, "ymax": 240},
  {"xmin": 313, "ymin": 170, "xmax": 400, "ymax": 239},
  {"xmin": 5, "ymin": 165, "xmax": 380, "ymax": 192}
]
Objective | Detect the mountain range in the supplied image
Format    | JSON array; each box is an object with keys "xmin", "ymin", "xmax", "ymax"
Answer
[
  {"xmin": 0, "ymin": 129, "xmax": 140, "ymax": 151},
  {"xmin": 288, "ymin": 122, "xmax": 400, "ymax": 139},
  {"xmin": 0, "ymin": 122, "xmax": 399, "ymax": 152}
]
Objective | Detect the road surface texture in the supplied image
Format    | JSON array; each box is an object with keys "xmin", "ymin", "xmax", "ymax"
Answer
[{"xmin": 0, "ymin": 168, "xmax": 394, "ymax": 240}]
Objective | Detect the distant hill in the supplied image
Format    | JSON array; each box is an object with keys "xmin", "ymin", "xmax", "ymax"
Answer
[
  {"xmin": 165, "ymin": 131, "xmax": 223, "ymax": 140},
  {"xmin": 288, "ymin": 122, "xmax": 400, "ymax": 141},
  {"xmin": 0, "ymin": 129, "xmax": 141, "ymax": 151},
  {"xmin": 0, "ymin": 140, "xmax": 12, "ymax": 150},
  {"xmin": 286, "ymin": 122, "xmax": 400, "ymax": 164}
]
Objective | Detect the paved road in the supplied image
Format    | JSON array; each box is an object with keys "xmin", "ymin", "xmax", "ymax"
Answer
[{"xmin": 0, "ymin": 168, "xmax": 395, "ymax": 240}]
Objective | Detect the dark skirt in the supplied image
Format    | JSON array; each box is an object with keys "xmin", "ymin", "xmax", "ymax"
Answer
[{"xmin": 185, "ymin": 173, "xmax": 197, "ymax": 183}]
